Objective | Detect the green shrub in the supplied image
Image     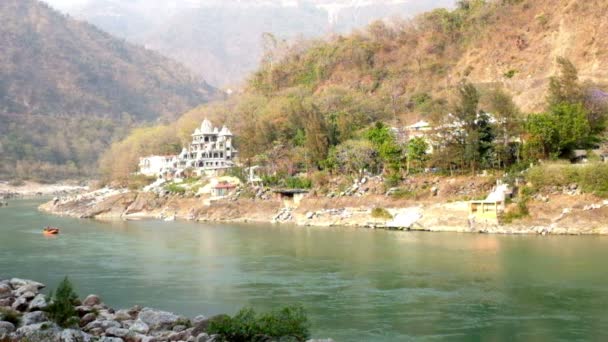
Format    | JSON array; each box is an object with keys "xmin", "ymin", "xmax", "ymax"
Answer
[
  {"xmin": 389, "ymin": 188, "xmax": 418, "ymax": 200},
  {"xmin": 371, "ymin": 207, "xmax": 393, "ymax": 220},
  {"xmin": 0, "ymin": 307, "xmax": 22, "ymax": 326},
  {"xmin": 526, "ymin": 163, "xmax": 608, "ymax": 197},
  {"xmin": 383, "ymin": 172, "xmax": 401, "ymax": 188},
  {"xmin": 284, "ymin": 177, "xmax": 312, "ymax": 189},
  {"xmin": 164, "ymin": 183, "xmax": 187, "ymax": 195},
  {"xmin": 208, "ymin": 306, "xmax": 310, "ymax": 342},
  {"xmin": 503, "ymin": 69, "xmax": 518, "ymax": 78},
  {"xmin": 44, "ymin": 277, "xmax": 79, "ymax": 328},
  {"xmin": 261, "ymin": 174, "xmax": 282, "ymax": 187}
]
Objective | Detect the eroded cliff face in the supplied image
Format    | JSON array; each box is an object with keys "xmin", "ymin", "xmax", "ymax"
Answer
[{"xmin": 450, "ymin": 0, "xmax": 608, "ymax": 112}]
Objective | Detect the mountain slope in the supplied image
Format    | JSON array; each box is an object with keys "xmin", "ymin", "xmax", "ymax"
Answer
[
  {"xmin": 66, "ymin": 0, "xmax": 455, "ymax": 87},
  {"xmin": 251, "ymin": 0, "xmax": 608, "ymax": 113},
  {"xmin": 0, "ymin": 0, "xmax": 216, "ymax": 180},
  {"xmin": 100, "ymin": 0, "xmax": 608, "ymax": 181}
]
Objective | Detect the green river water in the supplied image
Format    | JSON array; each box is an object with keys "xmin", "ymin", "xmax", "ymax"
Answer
[{"xmin": 1, "ymin": 199, "xmax": 608, "ymax": 341}]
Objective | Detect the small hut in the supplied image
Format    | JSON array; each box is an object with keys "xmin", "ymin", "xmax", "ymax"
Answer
[
  {"xmin": 274, "ymin": 189, "xmax": 309, "ymax": 208},
  {"xmin": 212, "ymin": 182, "xmax": 237, "ymax": 198}
]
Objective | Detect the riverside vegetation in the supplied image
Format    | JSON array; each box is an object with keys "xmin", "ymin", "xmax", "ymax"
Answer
[
  {"xmin": 98, "ymin": 1, "xmax": 608, "ymax": 203},
  {"xmin": 0, "ymin": 277, "xmax": 319, "ymax": 342}
]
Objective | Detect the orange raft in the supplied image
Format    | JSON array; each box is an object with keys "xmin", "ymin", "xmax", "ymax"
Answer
[{"xmin": 43, "ymin": 227, "xmax": 60, "ymax": 235}]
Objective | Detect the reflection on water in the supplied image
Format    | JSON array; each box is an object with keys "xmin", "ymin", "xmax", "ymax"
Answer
[{"xmin": 1, "ymin": 199, "xmax": 608, "ymax": 341}]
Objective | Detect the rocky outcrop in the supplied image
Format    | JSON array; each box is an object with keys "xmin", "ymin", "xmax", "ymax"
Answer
[{"xmin": 0, "ymin": 277, "xmax": 331, "ymax": 342}]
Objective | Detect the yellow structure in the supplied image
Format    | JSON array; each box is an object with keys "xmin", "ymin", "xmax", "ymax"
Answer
[{"xmin": 469, "ymin": 200, "xmax": 502, "ymax": 220}]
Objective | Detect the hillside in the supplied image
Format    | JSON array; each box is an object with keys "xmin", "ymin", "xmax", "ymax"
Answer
[
  {"xmin": 250, "ymin": 0, "xmax": 608, "ymax": 113},
  {"xmin": 64, "ymin": 0, "xmax": 455, "ymax": 87},
  {"xmin": 100, "ymin": 0, "xmax": 608, "ymax": 183},
  {"xmin": 0, "ymin": 0, "xmax": 216, "ymax": 180}
]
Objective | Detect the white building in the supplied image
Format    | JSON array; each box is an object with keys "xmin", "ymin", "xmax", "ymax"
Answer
[
  {"xmin": 139, "ymin": 119, "xmax": 238, "ymax": 178},
  {"xmin": 139, "ymin": 155, "xmax": 178, "ymax": 178}
]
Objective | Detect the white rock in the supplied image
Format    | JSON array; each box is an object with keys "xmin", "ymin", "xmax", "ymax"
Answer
[
  {"xmin": 22, "ymin": 311, "xmax": 48, "ymax": 325},
  {"xmin": 28, "ymin": 294, "xmax": 48, "ymax": 311},
  {"xmin": 0, "ymin": 321, "xmax": 15, "ymax": 335},
  {"xmin": 9, "ymin": 278, "xmax": 44, "ymax": 290},
  {"xmin": 138, "ymin": 308, "xmax": 180, "ymax": 331},
  {"xmin": 128, "ymin": 320, "xmax": 150, "ymax": 334},
  {"xmin": 105, "ymin": 327, "xmax": 129, "ymax": 338},
  {"xmin": 61, "ymin": 328, "xmax": 93, "ymax": 342}
]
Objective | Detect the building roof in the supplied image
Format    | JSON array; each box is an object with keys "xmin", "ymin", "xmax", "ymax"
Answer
[
  {"xmin": 407, "ymin": 120, "xmax": 431, "ymax": 129},
  {"xmin": 214, "ymin": 183, "xmax": 237, "ymax": 189},
  {"xmin": 201, "ymin": 119, "xmax": 213, "ymax": 134},
  {"xmin": 219, "ymin": 126, "xmax": 233, "ymax": 136},
  {"xmin": 273, "ymin": 189, "xmax": 309, "ymax": 194}
]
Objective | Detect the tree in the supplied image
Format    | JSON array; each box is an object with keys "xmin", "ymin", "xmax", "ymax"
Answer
[
  {"xmin": 547, "ymin": 57, "xmax": 584, "ymax": 107},
  {"xmin": 450, "ymin": 81, "xmax": 495, "ymax": 173},
  {"xmin": 45, "ymin": 277, "xmax": 79, "ymax": 328},
  {"xmin": 524, "ymin": 113, "xmax": 559, "ymax": 160},
  {"xmin": 551, "ymin": 102, "xmax": 592, "ymax": 154},
  {"xmin": 330, "ymin": 140, "xmax": 378, "ymax": 181},
  {"xmin": 485, "ymin": 87, "xmax": 522, "ymax": 167},
  {"xmin": 524, "ymin": 103, "xmax": 591, "ymax": 159},
  {"xmin": 365, "ymin": 122, "xmax": 403, "ymax": 173},
  {"xmin": 303, "ymin": 105, "xmax": 330, "ymax": 168},
  {"xmin": 406, "ymin": 137, "xmax": 429, "ymax": 174}
]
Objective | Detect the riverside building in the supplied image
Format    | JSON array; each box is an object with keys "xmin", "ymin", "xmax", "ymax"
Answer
[{"xmin": 139, "ymin": 119, "xmax": 238, "ymax": 178}]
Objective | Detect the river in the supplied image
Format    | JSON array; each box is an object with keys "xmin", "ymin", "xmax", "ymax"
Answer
[{"xmin": 1, "ymin": 199, "xmax": 608, "ymax": 341}]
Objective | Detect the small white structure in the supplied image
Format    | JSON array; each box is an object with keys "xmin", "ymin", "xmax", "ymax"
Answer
[
  {"xmin": 139, "ymin": 156, "xmax": 178, "ymax": 177},
  {"xmin": 405, "ymin": 120, "xmax": 432, "ymax": 137}
]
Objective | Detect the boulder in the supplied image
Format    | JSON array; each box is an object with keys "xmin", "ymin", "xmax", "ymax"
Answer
[
  {"xmin": 80, "ymin": 313, "xmax": 97, "ymax": 327},
  {"xmin": 97, "ymin": 309, "xmax": 116, "ymax": 321},
  {"xmin": 0, "ymin": 297, "xmax": 13, "ymax": 307},
  {"xmin": 22, "ymin": 311, "xmax": 48, "ymax": 326},
  {"xmin": 20, "ymin": 291, "xmax": 37, "ymax": 300},
  {"xmin": 114, "ymin": 309, "xmax": 133, "ymax": 321},
  {"xmin": 167, "ymin": 327, "xmax": 194, "ymax": 341},
  {"xmin": 83, "ymin": 319, "xmax": 121, "ymax": 332},
  {"xmin": 138, "ymin": 308, "xmax": 180, "ymax": 331},
  {"xmin": 127, "ymin": 320, "xmax": 149, "ymax": 335},
  {"xmin": 194, "ymin": 333, "xmax": 210, "ymax": 342},
  {"xmin": 75, "ymin": 306, "xmax": 94, "ymax": 316},
  {"xmin": 61, "ymin": 329, "xmax": 94, "ymax": 342},
  {"xmin": 172, "ymin": 324, "xmax": 187, "ymax": 332},
  {"xmin": 0, "ymin": 284, "xmax": 12, "ymax": 299},
  {"xmin": 98, "ymin": 337, "xmax": 124, "ymax": 342},
  {"xmin": 9, "ymin": 279, "xmax": 45, "ymax": 290},
  {"xmin": 11, "ymin": 295, "xmax": 29, "ymax": 311},
  {"xmin": 191, "ymin": 315, "xmax": 226, "ymax": 337},
  {"xmin": 82, "ymin": 295, "xmax": 102, "ymax": 307},
  {"xmin": 15, "ymin": 322, "xmax": 61, "ymax": 341},
  {"xmin": 0, "ymin": 321, "xmax": 16, "ymax": 335},
  {"xmin": 106, "ymin": 327, "xmax": 130, "ymax": 338},
  {"xmin": 28, "ymin": 294, "xmax": 48, "ymax": 311},
  {"xmin": 14, "ymin": 284, "xmax": 41, "ymax": 297}
]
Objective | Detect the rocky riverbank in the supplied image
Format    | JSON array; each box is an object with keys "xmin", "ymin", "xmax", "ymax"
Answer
[
  {"xmin": 0, "ymin": 181, "xmax": 87, "ymax": 200},
  {"xmin": 38, "ymin": 184, "xmax": 608, "ymax": 235},
  {"xmin": 0, "ymin": 277, "xmax": 332, "ymax": 342}
]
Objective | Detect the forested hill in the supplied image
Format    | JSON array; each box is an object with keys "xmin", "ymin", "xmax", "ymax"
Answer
[
  {"xmin": 101, "ymin": 0, "xmax": 608, "ymax": 182},
  {"xmin": 0, "ymin": 0, "xmax": 216, "ymax": 180}
]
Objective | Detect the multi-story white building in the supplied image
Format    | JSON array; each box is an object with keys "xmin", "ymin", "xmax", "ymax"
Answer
[{"xmin": 139, "ymin": 119, "xmax": 238, "ymax": 178}]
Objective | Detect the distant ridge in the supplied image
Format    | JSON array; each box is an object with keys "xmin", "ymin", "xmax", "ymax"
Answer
[{"xmin": 0, "ymin": 0, "xmax": 217, "ymax": 180}]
